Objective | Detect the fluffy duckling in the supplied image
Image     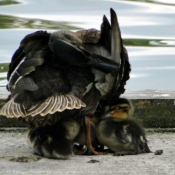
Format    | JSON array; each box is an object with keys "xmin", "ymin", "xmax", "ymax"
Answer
[
  {"xmin": 95, "ymin": 98, "xmax": 151, "ymax": 155},
  {"xmin": 72, "ymin": 98, "xmax": 133, "ymax": 155},
  {"xmin": 28, "ymin": 115, "xmax": 82, "ymax": 159}
]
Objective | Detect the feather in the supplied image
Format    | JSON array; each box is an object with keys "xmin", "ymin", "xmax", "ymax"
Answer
[
  {"xmin": 19, "ymin": 57, "xmax": 44, "ymax": 69},
  {"xmin": 110, "ymin": 8, "xmax": 121, "ymax": 65},
  {"xmin": 49, "ymin": 95, "xmax": 63, "ymax": 114},
  {"xmin": 40, "ymin": 95, "xmax": 56, "ymax": 116},
  {"xmin": 99, "ymin": 15, "xmax": 111, "ymax": 53},
  {"xmin": 26, "ymin": 94, "xmax": 86, "ymax": 117},
  {"xmin": 58, "ymin": 95, "xmax": 68, "ymax": 112},
  {"xmin": 28, "ymin": 97, "xmax": 52, "ymax": 117},
  {"xmin": 0, "ymin": 98, "xmax": 25, "ymax": 118},
  {"xmin": 13, "ymin": 77, "xmax": 38, "ymax": 95},
  {"xmin": 66, "ymin": 95, "xmax": 75, "ymax": 109}
]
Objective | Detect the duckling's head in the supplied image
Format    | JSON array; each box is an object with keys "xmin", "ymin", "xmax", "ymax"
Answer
[{"xmin": 102, "ymin": 98, "xmax": 133, "ymax": 120}]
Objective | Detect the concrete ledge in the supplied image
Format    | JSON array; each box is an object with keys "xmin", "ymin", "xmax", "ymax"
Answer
[
  {"xmin": 1, "ymin": 87, "xmax": 175, "ymax": 99},
  {"xmin": 132, "ymin": 99, "xmax": 175, "ymax": 128},
  {"xmin": 121, "ymin": 89, "xmax": 175, "ymax": 99},
  {"xmin": 0, "ymin": 87, "xmax": 175, "ymax": 128}
]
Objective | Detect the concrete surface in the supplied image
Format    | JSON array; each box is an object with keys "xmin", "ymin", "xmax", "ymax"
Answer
[{"xmin": 0, "ymin": 129, "xmax": 175, "ymax": 175}]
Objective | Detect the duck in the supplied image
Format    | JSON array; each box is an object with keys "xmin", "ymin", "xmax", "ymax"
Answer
[
  {"xmin": 0, "ymin": 8, "xmax": 131, "ymax": 158},
  {"xmin": 95, "ymin": 98, "xmax": 151, "ymax": 155}
]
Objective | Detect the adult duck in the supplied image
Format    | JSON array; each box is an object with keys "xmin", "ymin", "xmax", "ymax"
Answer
[{"xmin": 0, "ymin": 8, "xmax": 130, "ymax": 158}]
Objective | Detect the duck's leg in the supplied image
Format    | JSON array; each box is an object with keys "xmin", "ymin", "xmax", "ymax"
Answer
[{"xmin": 84, "ymin": 117, "xmax": 107, "ymax": 155}]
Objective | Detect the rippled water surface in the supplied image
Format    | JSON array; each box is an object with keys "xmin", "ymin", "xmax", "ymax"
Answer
[{"xmin": 0, "ymin": 0, "xmax": 175, "ymax": 90}]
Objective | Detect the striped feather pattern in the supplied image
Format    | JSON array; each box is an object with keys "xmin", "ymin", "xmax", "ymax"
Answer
[{"xmin": 0, "ymin": 94, "xmax": 86, "ymax": 118}]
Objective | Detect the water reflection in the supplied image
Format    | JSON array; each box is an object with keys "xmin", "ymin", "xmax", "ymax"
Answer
[
  {"xmin": 0, "ymin": 0, "xmax": 175, "ymax": 90},
  {"xmin": 124, "ymin": 39, "xmax": 175, "ymax": 47},
  {"xmin": 152, "ymin": 0, "xmax": 175, "ymax": 6},
  {"xmin": 121, "ymin": 0, "xmax": 175, "ymax": 6},
  {"xmin": 0, "ymin": 63, "xmax": 8, "ymax": 73},
  {"xmin": 0, "ymin": 14, "xmax": 81, "ymax": 30},
  {"xmin": 0, "ymin": 0, "xmax": 20, "ymax": 6}
]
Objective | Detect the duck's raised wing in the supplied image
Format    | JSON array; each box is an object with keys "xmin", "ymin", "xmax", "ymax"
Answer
[
  {"xmin": 98, "ymin": 8, "xmax": 131, "ymax": 99},
  {"xmin": 1, "ymin": 31, "xmax": 86, "ymax": 118}
]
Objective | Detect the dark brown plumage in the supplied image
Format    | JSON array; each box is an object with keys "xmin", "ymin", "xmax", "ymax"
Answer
[{"xmin": 0, "ymin": 8, "xmax": 131, "ymax": 158}]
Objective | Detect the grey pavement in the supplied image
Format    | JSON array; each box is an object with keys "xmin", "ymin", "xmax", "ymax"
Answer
[{"xmin": 0, "ymin": 129, "xmax": 175, "ymax": 175}]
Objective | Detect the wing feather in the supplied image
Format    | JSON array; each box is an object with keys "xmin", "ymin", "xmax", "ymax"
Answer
[
  {"xmin": 40, "ymin": 95, "xmax": 56, "ymax": 116},
  {"xmin": 66, "ymin": 95, "xmax": 75, "ymax": 109},
  {"xmin": 0, "ymin": 98, "xmax": 25, "ymax": 118},
  {"xmin": 27, "ymin": 97, "xmax": 52, "ymax": 117},
  {"xmin": 57, "ymin": 95, "xmax": 66, "ymax": 112}
]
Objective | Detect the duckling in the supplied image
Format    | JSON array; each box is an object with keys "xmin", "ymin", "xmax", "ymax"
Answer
[
  {"xmin": 73, "ymin": 98, "xmax": 133, "ymax": 155},
  {"xmin": 28, "ymin": 116, "xmax": 81, "ymax": 159},
  {"xmin": 0, "ymin": 8, "xmax": 130, "ymax": 157},
  {"xmin": 95, "ymin": 98, "xmax": 151, "ymax": 155}
]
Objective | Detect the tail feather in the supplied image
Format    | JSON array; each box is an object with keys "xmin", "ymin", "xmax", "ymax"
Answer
[
  {"xmin": 110, "ymin": 8, "xmax": 122, "ymax": 65},
  {"xmin": 98, "ymin": 15, "xmax": 111, "ymax": 53}
]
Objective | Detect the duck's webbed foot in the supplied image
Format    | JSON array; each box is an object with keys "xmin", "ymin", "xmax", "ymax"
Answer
[{"xmin": 28, "ymin": 125, "xmax": 72, "ymax": 159}]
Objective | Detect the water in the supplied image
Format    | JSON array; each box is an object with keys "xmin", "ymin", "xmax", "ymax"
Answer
[{"xmin": 0, "ymin": 0, "xmax": 175, "ymax": 91}]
